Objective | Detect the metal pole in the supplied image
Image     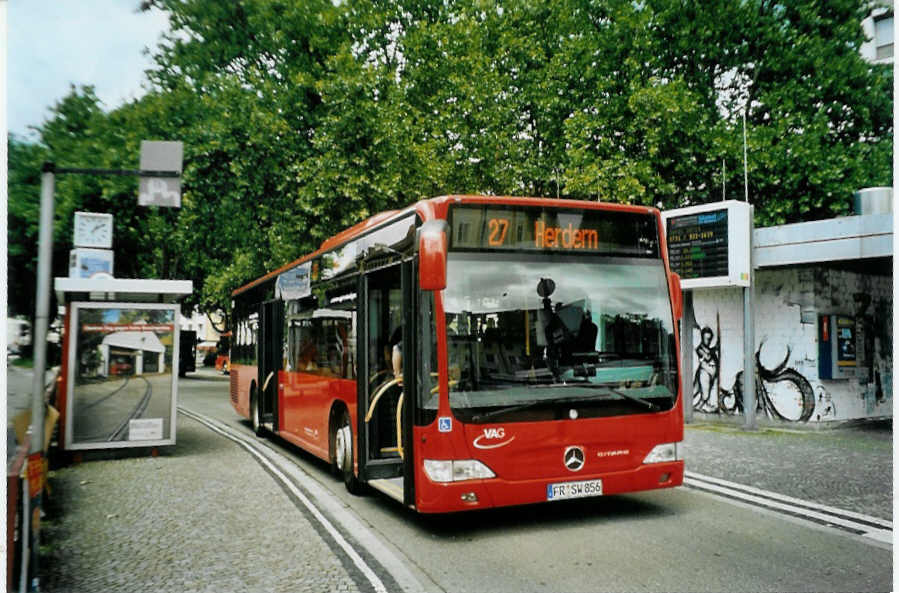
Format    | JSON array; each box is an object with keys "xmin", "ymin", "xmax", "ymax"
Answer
[
  {"xmin": 28, "ymin": 163, "xmax": 55, "ymax": 591},
  {"xmin": 682, "ymin": 291, "xmax": 694, "ymax": 424},
  {"xmin": 19, "ymin": 469, "xmax": 30, "ymax": 593},
  {"xmin": 743, "ymin": 112, "xmax": 749, "ymax": 203},
  {"xmin": 742, "ymin": 206, "xmax": 756, "ymax": 430}
]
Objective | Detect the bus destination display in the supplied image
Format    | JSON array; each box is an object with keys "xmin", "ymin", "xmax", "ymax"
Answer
[
  {"xmin": 666, "ymin": 209, "xmax": 728, "ymax": 280},
  {"xmin": 449, "ymin": 205, "xmax": 659, "ymax": 257}
]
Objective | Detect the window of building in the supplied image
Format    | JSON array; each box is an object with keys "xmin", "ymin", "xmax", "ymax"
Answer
[{"xmin": 875, "ymin": 14, "xmax": 893, "ymax": 60}]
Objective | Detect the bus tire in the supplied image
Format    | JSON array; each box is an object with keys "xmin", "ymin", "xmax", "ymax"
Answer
[
  {"xmin": 335, "ymin": 411, "xmax": 362, "ymax": 495},
  {"xmin": 250, "ymin": 386, "xmax": 264, "ymax": 437}
]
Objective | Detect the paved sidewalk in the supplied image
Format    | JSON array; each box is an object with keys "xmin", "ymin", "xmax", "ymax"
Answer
[
  {"xmin": 39, "ymin": 414, "xmax": 361, "ymax": 593},
  {"xmin": 684, "ymin": 420, "xmax": 893, "ymax": 520}
]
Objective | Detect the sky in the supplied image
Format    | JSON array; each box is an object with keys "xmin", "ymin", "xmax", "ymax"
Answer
[{"xmin": 7, "ymin": 0, "xmax": 171, "ymax": 140}]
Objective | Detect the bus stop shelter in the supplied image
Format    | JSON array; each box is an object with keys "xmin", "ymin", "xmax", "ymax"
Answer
[{"xmin": 54, "ymin": 277, "xmax": 192, "ymax": 451}]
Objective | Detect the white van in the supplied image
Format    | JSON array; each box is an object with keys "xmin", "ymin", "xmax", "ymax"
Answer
[{"xmin": 7, "ymin": 318, "xmax": 32, "ymax": 354}]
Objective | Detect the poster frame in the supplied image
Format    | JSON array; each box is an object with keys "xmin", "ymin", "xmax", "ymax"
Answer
[{"xmin": 64, "ymin": 301, "xmax": 180, "ymax": 450}]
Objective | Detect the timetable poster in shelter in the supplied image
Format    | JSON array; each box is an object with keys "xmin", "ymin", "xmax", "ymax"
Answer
[{"xmin": 66, "ymin": 303, "xmax": 179, "ymax": 450}]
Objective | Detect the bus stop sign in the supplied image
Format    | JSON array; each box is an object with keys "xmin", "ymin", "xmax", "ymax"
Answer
[{"xmin": 138, "ymin": 141, "xmax": 183, "ymax": 208}]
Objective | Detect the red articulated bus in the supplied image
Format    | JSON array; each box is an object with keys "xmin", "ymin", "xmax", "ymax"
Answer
[{"xmin": 229, "ymin": 195, "xmax": 684, "ymax": 513}]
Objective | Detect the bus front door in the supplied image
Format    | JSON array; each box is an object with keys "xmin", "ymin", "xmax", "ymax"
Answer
[
  {"xmin": 258, "ymin": 300, "xmax": 283, "ymax": 432},
  {"xmin": 359, "ymin": 262, "xmax": 415, "ymax": 505}
]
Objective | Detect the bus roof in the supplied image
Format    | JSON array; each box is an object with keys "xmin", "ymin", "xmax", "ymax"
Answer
[{"xmin": 232, "ymin": 195, "xmax": 658, "ymax": 297}]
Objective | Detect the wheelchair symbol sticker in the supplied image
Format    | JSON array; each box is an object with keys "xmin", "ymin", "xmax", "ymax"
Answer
[{"xmin": 438, "ymin": 417, "xmax": 452, "ymax": 432}]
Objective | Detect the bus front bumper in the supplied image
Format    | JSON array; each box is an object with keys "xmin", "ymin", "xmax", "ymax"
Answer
[{"xmin": 415, "ymin": 460, "xmax": 684, "ymax": 514}]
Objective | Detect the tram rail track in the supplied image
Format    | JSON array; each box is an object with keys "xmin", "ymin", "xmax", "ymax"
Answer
[
  {"xmin": 108, "ymin": 376, "xmax": 153, "ymax": 441},
  {"xmin": 80, "ymin": 376, "xmax": 132, "ymax": 410}
]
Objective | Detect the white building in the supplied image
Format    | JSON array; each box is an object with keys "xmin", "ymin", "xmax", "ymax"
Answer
[
  {"xmin": 99, "ymin": 330, "xmax": 166, "ymax": 376},
  {"xmin": 180, "ymin": 309, "xmax": 225, "ymax": 361},
  {"xmin": 860, "ymin": 2, "xmax": 893, "ymax": 64}
]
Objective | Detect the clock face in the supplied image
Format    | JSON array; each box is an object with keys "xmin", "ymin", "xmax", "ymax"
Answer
[{"xmin": 73, "ymin": 212, "xmax": 113, "ymax": 248}]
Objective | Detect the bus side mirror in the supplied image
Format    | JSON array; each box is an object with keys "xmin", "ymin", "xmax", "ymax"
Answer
[
  {"xmin": 418, "ymin": 220, "xmax": 448, "ymax": 291},
  {"xmin": 669, "ymin": 272, "xmax": 683, "ymax": 321}
]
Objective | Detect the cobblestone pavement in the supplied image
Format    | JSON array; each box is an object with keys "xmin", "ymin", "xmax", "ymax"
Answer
[
  {"xmin": 39, "ymin": 413, "xmax": 363, "ymax": 593},
  {"xmin": 683, "ymin": 420, "xmax": 893, "ymax": 520}
]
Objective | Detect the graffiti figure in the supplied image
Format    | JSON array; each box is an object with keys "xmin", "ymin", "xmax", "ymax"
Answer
[
  {"xmin": 724, "ymin": 344, "xmax": 816, "ymax": 422},
  {"xmin": 692, "ymin": 327, "xmax": 720, "ymax": 413},
  {"xmin": 815, "ymin": 386, "xmax": 837, "ymax": 421},
  {"xmin": 690, "ymin": 315, "xmax": 817, "ymax": 422}
]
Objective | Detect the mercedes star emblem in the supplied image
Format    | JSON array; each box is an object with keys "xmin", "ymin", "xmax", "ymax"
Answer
[{"xmin": 564, "ymin": 446, "xmax": 585, "ymax": 472}]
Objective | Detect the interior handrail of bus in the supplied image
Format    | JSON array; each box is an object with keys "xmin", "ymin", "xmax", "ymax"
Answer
[
  {"xmin": 395, "ymin": 391, "xmax": 405, "ymax": 459},
  {"xmin": 262, "ymin": 371, "xmax": 275, "ymax": 394},
  {"xmin": 364, "ymin": 377, "xmax": 403, "ymax": 423}
]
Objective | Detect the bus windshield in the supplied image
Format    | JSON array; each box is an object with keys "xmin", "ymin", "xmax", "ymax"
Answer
[{"xmin": 442, "ymin": 252, "xmax": 678, "ymax": 422}]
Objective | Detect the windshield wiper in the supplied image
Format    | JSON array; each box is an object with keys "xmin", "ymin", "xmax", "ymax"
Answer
[
  {"xmin": 606, "ymin": 387, "xmax": 660, "ymax": 411},
  {"xmin": 469, "ymin": 387, "xmax": 659, "ymax": 422},
  {"xmin": 548, "ymin": 383, "xmax": 661, "ymax": 411}
]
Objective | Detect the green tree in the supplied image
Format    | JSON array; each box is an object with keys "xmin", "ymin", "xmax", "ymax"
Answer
[
  {"xmin": 8, "ymin": 134, "xmax": 49, "ymax": 318},
  {"xmin": 637, "ymin": 0, "xmax": 892, "ymax": 224},
  {"xmin": 141, "ymin": 0, "xmax": 349, "ymax": 318}
]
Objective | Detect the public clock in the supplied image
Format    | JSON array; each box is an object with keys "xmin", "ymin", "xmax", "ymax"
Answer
[{"xmin": 73, "ymin": 212, "xmax": 114, "ymax": 248}]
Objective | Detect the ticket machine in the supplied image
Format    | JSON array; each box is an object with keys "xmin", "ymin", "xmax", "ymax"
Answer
[{"xmin": 818, "ymin": 314, "xmax": 856, "ymax": 380}]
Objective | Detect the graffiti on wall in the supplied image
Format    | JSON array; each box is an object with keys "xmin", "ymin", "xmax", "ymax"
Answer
[
  {"xmin": 858, "ymin": 295, "xmax": 893, "ymax": 409},
  {"xmin": 690, "ymin": 268, "xmax": 892, "ymax": 423},
  {"xmin": 691, "ymin": 313, "xmax": 817, "ymax": 423}
]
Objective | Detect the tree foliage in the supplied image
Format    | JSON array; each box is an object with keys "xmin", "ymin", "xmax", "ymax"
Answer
[{"xmin": 8, "ymin": 0, "xmax": 892, "ymax": 323}]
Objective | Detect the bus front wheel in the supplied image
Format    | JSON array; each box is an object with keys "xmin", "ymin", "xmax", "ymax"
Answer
[
  {"xmin": 250, "ymin": 387, "xmax": 263, "ymax": 437},
  {"xmin": 335, "ymin": 411, "xmax": 362, "ymax": 495}
]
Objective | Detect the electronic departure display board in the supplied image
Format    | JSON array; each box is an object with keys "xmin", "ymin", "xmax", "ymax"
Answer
[
  {"xmin": 666, "ymin": 210, "xmax": 729, "ymax": 280},
  {"xmin": 448, "ymin": 205, "xmax": 659, "ymax": 258},
  {"xmin": 662, "ymin": 201, "xmax": 752, "ymax": 289}
]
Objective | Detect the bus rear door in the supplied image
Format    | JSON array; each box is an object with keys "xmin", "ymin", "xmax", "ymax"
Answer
[{"xmin": 258, "ymin": 300, "xmax": 283, "ymax": 433}]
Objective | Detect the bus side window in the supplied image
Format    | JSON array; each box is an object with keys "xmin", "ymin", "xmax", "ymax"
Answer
[
  {"xmin": 318, "ymin": 318, "xmax": 352, "ymax": 378},
  {"xmin": 286, "ymin": 317, "xmax": 316, "ymax": 372},
  {"xmin": 300, "ymin": 321, "xmax": 319, "ymax": 371},
  {"xmin": 317, "ymin": 280, "xmax": 358, "ymax": 380}
]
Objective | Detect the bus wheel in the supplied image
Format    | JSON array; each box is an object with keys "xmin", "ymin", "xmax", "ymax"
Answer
[
  {"xmin": 335, "ymin": 411, "xmax": 362, "ymax": 495},
  {"xmin": 251, "ymin": 388, "xmax": 263, "ymax": 437}
]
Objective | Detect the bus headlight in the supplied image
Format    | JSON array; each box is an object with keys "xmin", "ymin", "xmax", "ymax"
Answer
[
  {"xmin": 424, "ymin": 459, "xmax": 496, "ymax": 483},
  {"xmin": 642, "ymin": 442, "xmax": 683, "ymax": 464}
]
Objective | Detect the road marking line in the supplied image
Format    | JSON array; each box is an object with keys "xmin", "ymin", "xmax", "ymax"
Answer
[
  {"xmin": 684, "ymin": 472, "xmax": 892, "ymax": 545},
  {"xmin": 179, "ymin": 407, "xmax": 389, "ymax": 593},
  {"xmin": 686, "ymin": 471, "xmax": 892, "ymax": 529},
  {"xmin": 180, "ymin": 408, "xmax": 426, "ymax": 593}
]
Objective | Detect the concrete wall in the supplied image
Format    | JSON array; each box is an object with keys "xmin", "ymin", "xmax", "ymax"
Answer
[{"xmin": 689, "ymin": 264, "xmax": 892, "ymax": 424}]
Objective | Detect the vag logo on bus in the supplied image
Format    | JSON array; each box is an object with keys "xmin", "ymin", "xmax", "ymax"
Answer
[{"xmin": 473, "ymin": 427, "xmax": 515, "ymax": 450}]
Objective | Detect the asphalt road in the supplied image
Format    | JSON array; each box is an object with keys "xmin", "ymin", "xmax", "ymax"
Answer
[{"xmin": 176, "ymin": 370, "xmax": 892, "ymax": 593}]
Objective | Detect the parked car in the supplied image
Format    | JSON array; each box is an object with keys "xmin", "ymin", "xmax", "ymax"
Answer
[{"xmin": 110, "ymin": 361, "xmax": 133, "ymax": 376}]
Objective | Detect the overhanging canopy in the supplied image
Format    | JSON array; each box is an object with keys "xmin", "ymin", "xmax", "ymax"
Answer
[{"xmin": 55, "ymin": 277, "xmax": 193, "ymax": 304}]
